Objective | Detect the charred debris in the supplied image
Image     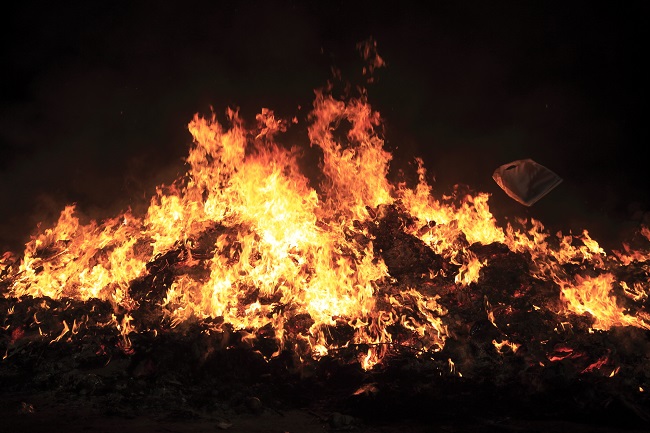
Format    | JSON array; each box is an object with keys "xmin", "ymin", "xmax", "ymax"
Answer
[{"xmin": 1, "ymin": 202, "xmax": 649, "ymax": 430}]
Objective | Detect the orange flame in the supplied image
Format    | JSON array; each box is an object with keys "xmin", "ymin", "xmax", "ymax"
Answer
[
  {"xmin": 557, "ymin": 274, "xmax": 650, "ymax": 330},
  {"xmin": 2, "ymin": 77, "xmax": 650, "ymax": 370}
]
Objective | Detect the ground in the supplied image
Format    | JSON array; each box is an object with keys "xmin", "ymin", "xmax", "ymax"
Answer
[{"xmin": 2, "ymin": 390, "xmax": 649, "ymax": 433}]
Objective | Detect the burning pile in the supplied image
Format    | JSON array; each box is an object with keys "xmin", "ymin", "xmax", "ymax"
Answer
[{"xmin": 1, "ymin": 62, "xmax": 650, "ymax": 425}]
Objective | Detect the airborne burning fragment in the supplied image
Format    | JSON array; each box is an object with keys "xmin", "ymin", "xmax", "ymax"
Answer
[{"xmin": 1, "ymin": 79, "xmax": 650, "ymax": 428}]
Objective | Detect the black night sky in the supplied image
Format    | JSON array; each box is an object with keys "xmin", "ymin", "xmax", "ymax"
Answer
[{"xmin": 1, "ymin": 1, "xmax": 648, "ymax": 253}]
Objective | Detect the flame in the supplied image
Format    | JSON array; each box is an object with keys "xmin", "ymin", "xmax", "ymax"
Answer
[
  {"xmin": 2, "ymin": 69, "xmax": 650, "ymax": 371},
  {"xmin": 492, "ymin": 339, "xmax": 520, "ymax": 354},
  {"xmin": 454, "ymin": 250, "xmax": 485, "ymax": 286},
  {"xmin": 51, "ymin": 320, "xmax": 70, "ymax": 343},
  {"xmin": 557, "ymin": 274, "xmax": 650, "ymax": 330}
]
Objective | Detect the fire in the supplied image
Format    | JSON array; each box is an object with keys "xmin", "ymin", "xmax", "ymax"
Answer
[
  {"xmin": 557, "ymin": 273, "xmax": 650, "ymax": 331},
  {"xmin": 1, "ymin": 54, "xmax": 650, "ymax": 373},
  {"xmin": 492, "ymin": 338, "xmax": 520, "ymax": 354}
]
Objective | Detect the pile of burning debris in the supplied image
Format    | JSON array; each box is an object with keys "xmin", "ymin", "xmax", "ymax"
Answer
[{"xmin": 1, "ymin": 85, "xmax": 650, "ymax": 431}]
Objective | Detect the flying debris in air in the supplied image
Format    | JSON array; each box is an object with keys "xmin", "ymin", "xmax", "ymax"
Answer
[{"xmin": 492, "ymin": 159, "xmax": 563, "ymax": 206}]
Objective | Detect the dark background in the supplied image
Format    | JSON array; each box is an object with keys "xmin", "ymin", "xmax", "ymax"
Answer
[{"xmin": 1, "ymin": 1, "xmax": 648, "ymax": 253}]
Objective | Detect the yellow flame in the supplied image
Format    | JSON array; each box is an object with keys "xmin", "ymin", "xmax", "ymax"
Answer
[
  {"xmin": 557, "ymin": 274, "xmax": 650, "ymax": 330},
  {"xmin": 454, "ymin": 250, "xmax": 485, "ymax": 286},
  {"xmin": 492, "ymin": 339, "xmax": 520, "ymax": 354},
  {"xmin": 51, "ymin": 320, "xmax": 70, "ymax": 343},
  {"xmin": 1, "ymin": 82, "xmax": 650, "ymax": 370}
]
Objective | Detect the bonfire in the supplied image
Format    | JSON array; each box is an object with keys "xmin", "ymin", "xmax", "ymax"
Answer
[{"xmin": 2, "ymin": 40, "xmax": 649, "ymax": 430}]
